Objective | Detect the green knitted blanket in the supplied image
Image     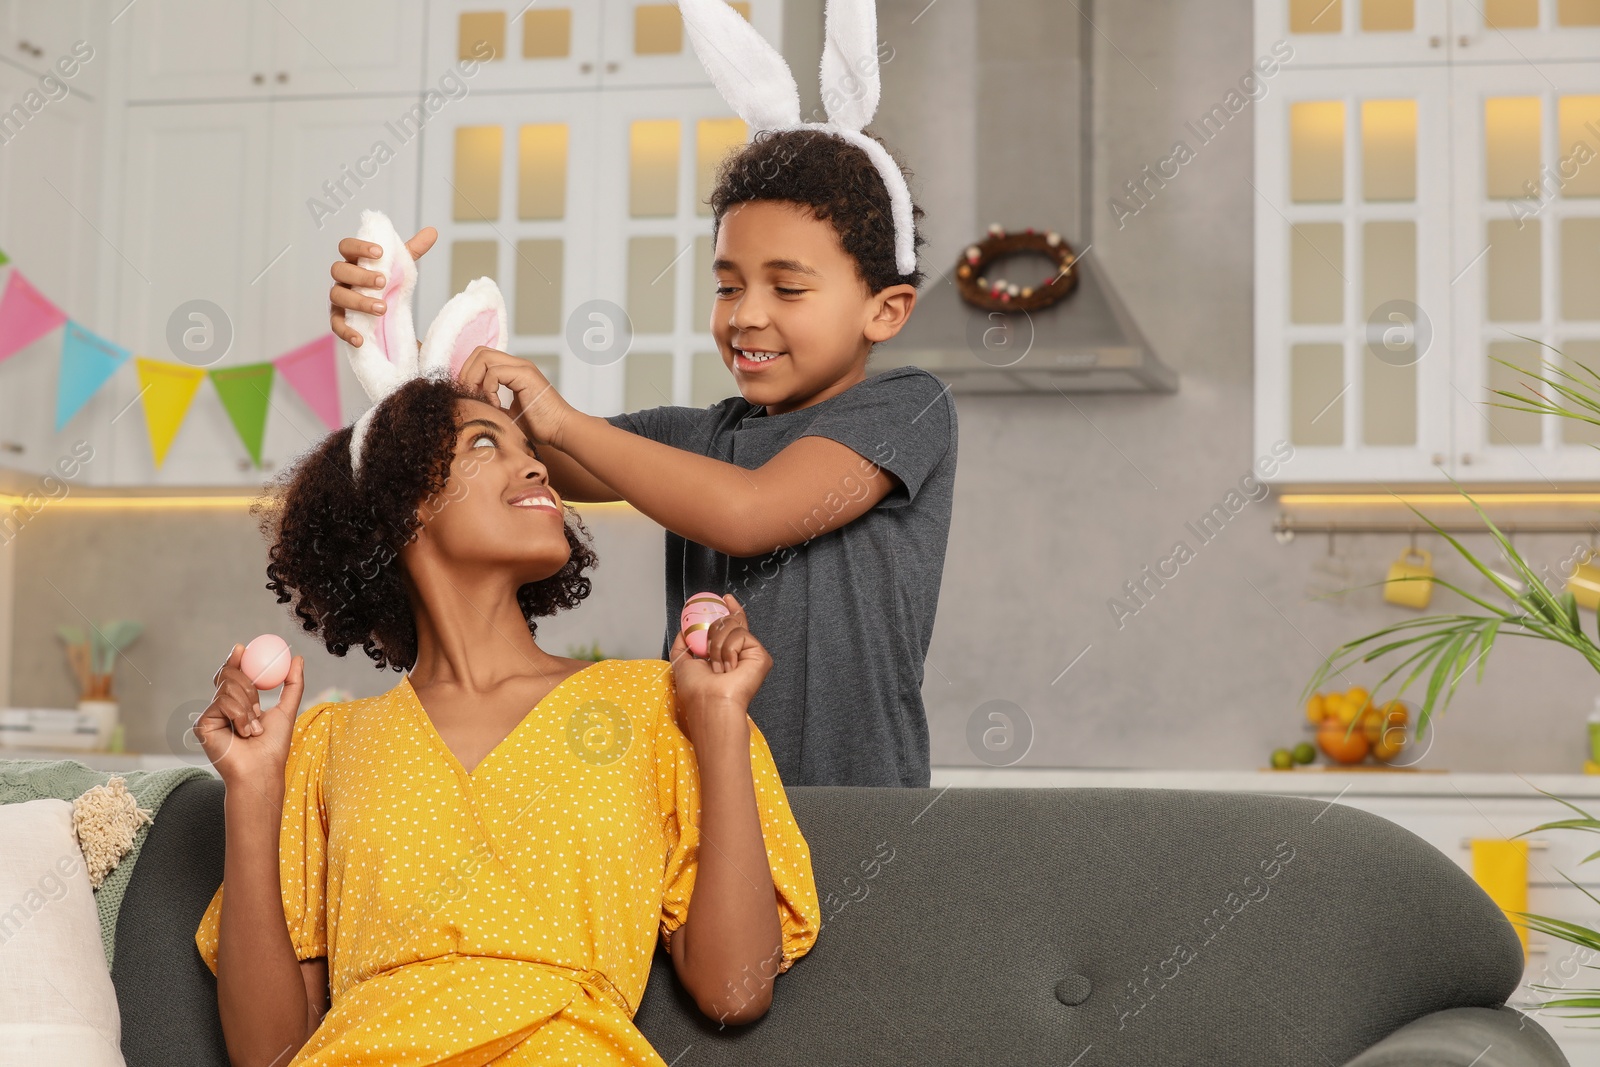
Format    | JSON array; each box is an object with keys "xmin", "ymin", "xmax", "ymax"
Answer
[{"xmin": 0, "ymin": 758, "xmax": 213, "ymax": 970}]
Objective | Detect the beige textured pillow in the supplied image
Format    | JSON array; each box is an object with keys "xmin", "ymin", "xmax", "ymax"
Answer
[{"xmin": 0, "ymin": 798, "xmax": 126, "ymax": 1066}]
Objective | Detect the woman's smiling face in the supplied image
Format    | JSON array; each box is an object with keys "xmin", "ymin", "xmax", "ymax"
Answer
[
  {"xmin": 711, "ymin": 200, "xmax": 915, "ymax": 415},
  {"xmin": 406, "ymin": 398, "xmax": 572, "ymax": 585}
]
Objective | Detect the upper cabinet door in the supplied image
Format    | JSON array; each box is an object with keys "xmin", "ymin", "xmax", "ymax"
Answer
[
  {"xmin": 1448, "ymin": 0, "xmax": 1600, "ymax": 61},
  {"xmin": 121, "ymin": 0, "xmax": 424, "ymax": 101},
  {"xmin": 425, "ymin": 2, "xmax": 603, "ymax": 92},
  {"xmin": 262, "ymin": 0, "xmax": 424, "ymax": 97},
  {"xmin": 120, "ymin": 0, "xmax": 274, "ymax": 101},
  {"xmin": 1255, "ymin": 67, "xmax": 1456, "ymax": 484},
  {"xmin": 1256, "ymin": 0, "xmax": 1453, "ymax": 66},
  {"xmin": 0, "ymin": 0, "xmax": 107, "ymax": 100},
  {"xmin": 107, "ymin": 103, "xmax": 275, "ymax": 485},
  {"xmin": 597, "ymin": 1, "xmax": 784, "ymax": 88},
  {"xmin": 0, "ymin": 63, "xmax": 105, "ymax": 479},
  {"xmin": 1447, "ymin": 63, "xmax": 1600, "ymax": 483}
]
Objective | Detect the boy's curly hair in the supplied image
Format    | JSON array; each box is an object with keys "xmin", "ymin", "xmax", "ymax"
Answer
[
  {"xmin": 707, "ymin": 127, "xmax": 928, "ymax": 295},
  {"xmin": 251, "ymin": 375, "xmax": 599, "ymax": 672}
]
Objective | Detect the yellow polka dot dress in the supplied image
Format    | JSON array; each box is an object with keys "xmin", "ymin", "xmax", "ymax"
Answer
[{"xmin": 195, "ymin": 658, "xmax": 820, "ymax": 1065}]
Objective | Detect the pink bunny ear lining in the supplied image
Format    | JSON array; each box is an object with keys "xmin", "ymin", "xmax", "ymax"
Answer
[
  {"xmin": 448, "ymin": 309, "xmax": 500, "ymax": 378},
  {"xmin": 372, "ymin": 271, "xmax": 406, "ymax": 364}
]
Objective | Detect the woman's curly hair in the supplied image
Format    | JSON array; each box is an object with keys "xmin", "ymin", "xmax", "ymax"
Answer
[
  {"xmin": 706, "ymin": 126, "xmax": 928, "ymax": 295},
  {"xmin": 252, "ymin": 375, "xmax": 599, "ymax": 672}
]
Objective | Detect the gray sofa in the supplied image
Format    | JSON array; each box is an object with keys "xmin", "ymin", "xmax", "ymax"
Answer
[{"xmin": 110, "ymin": 776, "xmax": 1570, "ymax": 1066}]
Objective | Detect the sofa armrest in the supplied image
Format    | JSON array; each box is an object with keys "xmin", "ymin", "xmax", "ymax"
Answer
[{"xmin": 1341, "ymin": 1005, "xmax": 1569, "ymax": 1067}]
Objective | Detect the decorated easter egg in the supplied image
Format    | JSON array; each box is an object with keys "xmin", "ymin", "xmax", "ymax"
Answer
[
  {"xmin": 242, "ymin": 634, "xmax": 291, "ymax": 690},
  {"xmin": 679, "ymin": 592, "xmax": 731, "ymax": 659}
]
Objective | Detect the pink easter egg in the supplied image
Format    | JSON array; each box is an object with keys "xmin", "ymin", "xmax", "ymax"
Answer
[
  {"xmin": 242, "ymin": 634, "xmax": 291, "ymax": 690},
  {"xmin": 679, "ymin": 592, "xmax": 730, "ymax": 659}
]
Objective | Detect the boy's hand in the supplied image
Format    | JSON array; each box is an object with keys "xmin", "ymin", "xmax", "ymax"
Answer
[
  {"xmin": 328, "ymin": 226, "xmax": 437, "ymax": 347},
  {"xmin": 457, "ymin": 346, "xmax": 579, "ymax": 450}
]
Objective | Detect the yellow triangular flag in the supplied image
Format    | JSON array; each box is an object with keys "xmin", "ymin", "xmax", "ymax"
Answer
[{"xmin": 135, "ymin": 357, "xmax": 207, "ymax": 468}]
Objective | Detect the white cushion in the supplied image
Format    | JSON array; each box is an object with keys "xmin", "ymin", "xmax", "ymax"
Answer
[{"xmin": 0, "ymin": 799, "xmax": 126, "ymax": 1066}]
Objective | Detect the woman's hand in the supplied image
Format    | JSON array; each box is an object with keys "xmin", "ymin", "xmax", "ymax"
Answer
[
  {"xmin": 668, "ymin": 595, "xmax": 770, "ymax": 741},
  {"xmin": 194, "ymin": 643, "xmax": 305, "ymax": 791},
  {"xmin": 455, "ymin": 346, "xmax": 579, "ymax": 450},
  {"xmin": 328, "ymin": 226, "xmax": 437, "ymax": 347}
]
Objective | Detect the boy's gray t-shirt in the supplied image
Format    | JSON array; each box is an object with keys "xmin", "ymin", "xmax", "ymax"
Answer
[{"xmin": 603, "ymin": 365, "xmax": 957, "ymax": 788}]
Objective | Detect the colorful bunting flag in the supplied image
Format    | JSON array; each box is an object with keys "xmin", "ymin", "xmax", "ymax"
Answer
[
  {"xmin": 134, "ymin": 358, "xmax": 207, "ymax": 468},
  {"xmin": 273, "ymin": 334, "xmax": 341, "ymax": 431},
  {"xmin": 208, "ymin": 362, "xmax": 275, "ymax": 467},
  {"xmin": 0, "ymin": 246, "xmax": 9, "ymax": 266},
  {"xmin": 0, "ymin": 271, "xmax": 68, "ymax": 364},
  {"xmin": 56, "ymin": 321, "xmax": 131, "ymax": 431}
]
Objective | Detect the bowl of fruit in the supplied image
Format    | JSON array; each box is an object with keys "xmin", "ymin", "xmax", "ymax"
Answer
[{"xmin": 1269, "ymin": 687, "xmax": 1411, "ymax": 769}]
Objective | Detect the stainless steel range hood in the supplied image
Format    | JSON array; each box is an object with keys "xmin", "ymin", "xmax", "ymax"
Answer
[
  {"xmin": 872, "ymin": 254, "xmax": 1177, "ymax": 394},
  {"xmin": 867, "ymin": 0, "xmax": 1178, "ymax": 395}
]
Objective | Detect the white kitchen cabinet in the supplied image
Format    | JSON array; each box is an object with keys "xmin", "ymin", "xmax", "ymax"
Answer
[
  {"xmin": 423, "ymin": 1, "xmax": 781, "ymax": 95},
  {"xmin": 1449, "ymin": 62, "xmax": 1600, "ymax": 484},
  {"xmin": 103, "ymin": 97, "xmax": 420, "ymax": 486},
  {"xmin": 1254, "ymin": 0, "xmax": 1600, "ymax": 485},
  {"xmin": 120, "ymin": 0, "xmax": 422, "ymax": 102},
  {"xmin": 418, "ymin": 0, "xmax": 778, "ymax": 416},
  {"xmin": 1254, "ymin": 66, "xmax": 1456, "ymax": 484},
  {"xmin": 1447, "ymin": 0, "xmax": 1600, "ymax": 62},
  {"xmin": 0, "ymin": 61, "xmax": 109, "ymax": 480},
  {"xmin": 1257, "ymin": 0, "xmax": 1454, "ymax": 66},
  {"xmin": 0, "ymin": 0, "xmax": 107, "ymax": 99},
  {"xmin": 424, "ymin": 1, "xmax": 604, "ymax": 93}
]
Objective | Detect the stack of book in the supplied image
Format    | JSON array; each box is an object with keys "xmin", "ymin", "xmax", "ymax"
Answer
[{"xmin": 0, "ymin": 707, "xmax": 102, "ymax": 750}]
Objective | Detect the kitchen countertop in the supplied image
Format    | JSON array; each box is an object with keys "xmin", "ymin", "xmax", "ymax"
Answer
[{"xmin": 929, "ymin": 766, "xmax": 1600, "ymax": 798}]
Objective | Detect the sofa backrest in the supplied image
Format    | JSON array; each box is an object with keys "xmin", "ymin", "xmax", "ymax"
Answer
[{"xmin": 114, "ymin": 777, "xmax": 1527, "ymax": 1066}]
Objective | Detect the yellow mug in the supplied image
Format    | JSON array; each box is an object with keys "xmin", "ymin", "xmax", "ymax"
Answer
[
  {"xmin": 1384, "ymin": 547, "xmax": 1434, "ymax": 609},
  {"xmin": 1567, "ymin": 552, "xmax": 1600, "ymax": 612}
]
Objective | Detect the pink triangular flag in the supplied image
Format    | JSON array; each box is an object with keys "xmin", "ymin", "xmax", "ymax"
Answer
[
  {"xmin": 0, "ymin": 271, "xmax": 68, "ymax": 364},
  {"xmin": 274, "ymin": 334, "xmax": 342, "ymax": 432}
]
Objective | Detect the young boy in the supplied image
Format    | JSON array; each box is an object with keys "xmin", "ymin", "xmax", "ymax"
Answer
[{"xmin": 328, "ymin": 131, "xmax": 955, "ymax": 788}]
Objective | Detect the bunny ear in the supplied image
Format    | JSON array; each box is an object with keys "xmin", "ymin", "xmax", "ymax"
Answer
[
  {"xmin": 678, "ymin": 0, "xmax": 801, "ymax": 130},
  {"xmin": 820, "ymin": 0, "xmax": 880, "ymax": 132},
  {"xmin": 340, "ymin": 209, "xmax": 418, "ymax": 403},
  {"xmin": 418, "ymin": 277, "xmax": 508, "ymax": 381}
]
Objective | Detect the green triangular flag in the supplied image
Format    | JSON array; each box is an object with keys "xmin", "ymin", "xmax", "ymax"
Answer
[
  {"xmin": 0, "ymin": 246, "xmax": 9, "ymax": 266},
  {"xmin": 207, "ymin": 362, "xmax": 274, "ymax": 466}
]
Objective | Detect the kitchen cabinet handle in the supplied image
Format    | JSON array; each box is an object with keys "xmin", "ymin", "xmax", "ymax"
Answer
[
  {"xmin": 1429, "ymin": 35, "xmax": 1442, "ymax": 47},
  {"xmin": 1431, "ymin": 452, "xmax": 1445, "ymax": 465},
  {"xmin": 580, "ymin": 61, "xmax": 593, "ymax": 73},
  {"xmin": 1458, "ymin": 34, "xmax": 1470, "ymax": 46},
  {"xmin": 606, "ymin": 61, "xmax": 619, "ymax": 73},
  {"xmin": 252, "ymin": 72, "xmax": 265, "ymax": 84},
  {"xmin": 276, "ymin": 71, "xmax": 288, "ymax": 83}
]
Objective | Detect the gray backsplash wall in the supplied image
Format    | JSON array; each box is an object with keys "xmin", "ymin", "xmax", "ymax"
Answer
[{"xmin": 5, "ymin": 0, "xmax": 1598, "ymax": 771}]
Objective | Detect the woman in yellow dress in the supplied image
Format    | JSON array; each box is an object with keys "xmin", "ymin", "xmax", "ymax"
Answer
[{"xmin": 190, "ymin": 372, "xmax": 820, "ymax": 1066}]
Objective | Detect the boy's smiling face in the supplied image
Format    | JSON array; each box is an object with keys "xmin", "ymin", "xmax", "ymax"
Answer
[{"xmin": 711, "ymin": 200, "xmax": 916, "ymax": 416}]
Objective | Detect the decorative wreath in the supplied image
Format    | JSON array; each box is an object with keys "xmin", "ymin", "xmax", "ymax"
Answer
[{"xmin": 955, "ymin": 224, "xmax": 1080, "ymax": 313}]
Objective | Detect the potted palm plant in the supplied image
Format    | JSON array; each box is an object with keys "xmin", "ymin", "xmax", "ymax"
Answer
[{"xmin": 1300, "ymin": 341, "xmax": 1600, "ymax": 1019}]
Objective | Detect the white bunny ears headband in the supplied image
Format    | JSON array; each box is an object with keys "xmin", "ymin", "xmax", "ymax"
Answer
[
  {"xmin": 679, "ymin": 0, "xmax": 916, "ymax": 278},
  {"xmin": 339, "ymin": 209, "xmax": 509, "ymax": 475}
]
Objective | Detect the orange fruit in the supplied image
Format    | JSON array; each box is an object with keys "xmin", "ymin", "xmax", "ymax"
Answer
[
  {"xmin": 1332, "ymin": 698, "xmax": 1361, "ymax": 726},
  {"xmin": 1373, "ymin": 728, "xmax": 1406, "ymax": 762},
  {"xmin": 1317, "ymin": 717, "xmax": 1371, "ymax": 763},
  {"xmin": 1305, "ymin": 694, "xmax": 1326, "ymax": 723},
  {"xmin": 1361, "ymin": 708, "xmax": 1386, "ymax": 744},
  {"xmin": 1381, "ymin": 700, "xmax": 1409, "ymax": 724},
  {"xmin": 1346, "ymin": 686, "xmax": 1370, "ymax": 706}
]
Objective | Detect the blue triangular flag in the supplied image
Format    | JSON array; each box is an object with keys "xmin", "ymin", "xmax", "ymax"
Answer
[{"xmin": 57, "ymin": 320, "xmax": 131, "ymax": 431}]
